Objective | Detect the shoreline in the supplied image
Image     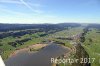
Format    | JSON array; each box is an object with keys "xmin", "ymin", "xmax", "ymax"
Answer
[{"xmin": 9, "ymin": 44, "xmax": 48, "ymax": 57}]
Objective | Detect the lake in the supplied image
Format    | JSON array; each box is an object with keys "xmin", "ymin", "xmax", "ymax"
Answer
[{"xmin": 5, "ymin": 43, "xmax": 68, "ymax": 66}]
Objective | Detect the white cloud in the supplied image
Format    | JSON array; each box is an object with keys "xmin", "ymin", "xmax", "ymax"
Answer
[
  {"xmin": 20, "ymin": 0, "xmax": 43, "ymax": 13},
  {"xmin": 0, "ymin": 0, "xmax": 43, "ymax": 13},
  {"xmin": 0, "ymin": 0, "xmax": 22, "ymax": 4}
]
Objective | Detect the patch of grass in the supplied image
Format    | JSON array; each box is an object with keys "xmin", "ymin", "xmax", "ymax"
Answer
[{"xmin": 83, "ymin": 28, "xmax": 100, "ymax": 66}]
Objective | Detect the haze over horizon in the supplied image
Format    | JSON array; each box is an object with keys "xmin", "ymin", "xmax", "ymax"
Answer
[{"xmin": 0, "ymin": 0, "xmax": 100, "ymax": 24}]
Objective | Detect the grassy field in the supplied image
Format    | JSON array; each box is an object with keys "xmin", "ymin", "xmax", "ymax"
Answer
[
  {"xmin": 58, "ymin": 27, "xmax": 100, "ymax": 66},
  {"xmin": 0, "ymin": 32, "xmax": 45, "ymax": 60},
  {"xmin": 46, "ymin": 27, "xmax": 83, "ymax": 47},
  {"xmin": 83, "ymin": 28, "xmax": 100, "ymax": 66}
]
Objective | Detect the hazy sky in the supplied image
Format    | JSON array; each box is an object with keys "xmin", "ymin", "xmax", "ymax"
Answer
[{"xmin": 0, "ymin": 0, "xmax": 100, "ymax": 24}]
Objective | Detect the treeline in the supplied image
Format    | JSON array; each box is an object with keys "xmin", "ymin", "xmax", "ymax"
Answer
[
  {"xmin": 0, "ymin": 23, "xmax": 81, "ymax": 39},
  {"xmin": 88, "ymin": 24, "xmax": 100, "ymax": 29},
  {"xmin": 79, "ymin": 23, "xmax": 99, "ymax": 43},
  {"xmin": 0, "ymin": 29, "xmax": 40, "ymax": 39},
  {"xmin": 0, "ymin": 23, "xmax": 81, "ymax": 32},
  {"xmin": 8, "ymin": 38, "xmax": 32, "ymax": 47},
  {"xmin": 80, "ymin": 27, "xmax": 89, "ymax": 43}
]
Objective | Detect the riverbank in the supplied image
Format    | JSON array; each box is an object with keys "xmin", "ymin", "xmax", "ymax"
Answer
[{"xmin": 9, "ymin": 44, "xmax": 48, "ymax": 57}]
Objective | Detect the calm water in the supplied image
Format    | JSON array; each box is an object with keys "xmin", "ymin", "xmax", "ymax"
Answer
[{"xmin": 5, "ymin": 43, "xmax": 68, "ymax": 66}]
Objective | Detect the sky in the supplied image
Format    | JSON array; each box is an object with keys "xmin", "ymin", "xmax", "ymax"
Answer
[{"xmin": 0, "ymin": 0, "xmax": 100, "ymax": 24}]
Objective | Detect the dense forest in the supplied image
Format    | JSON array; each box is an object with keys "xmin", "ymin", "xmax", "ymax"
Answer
[{"xmin": 0, "ymin": 23, "xmax": 81, "ymax": 32}]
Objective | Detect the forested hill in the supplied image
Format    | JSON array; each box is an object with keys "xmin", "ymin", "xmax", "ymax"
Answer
[
  {"xmin": 87, "ymin": 24, "xmax": 100, "ymax": 29},
  {"xmin": 0, "ymin": 23, "xmax": 81, "ymax": 32}
]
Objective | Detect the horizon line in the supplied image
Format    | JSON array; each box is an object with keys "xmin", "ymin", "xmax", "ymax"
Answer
[{"xmin": 0, "ymin": 22, "xmax": 100, "ymax": 24}]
